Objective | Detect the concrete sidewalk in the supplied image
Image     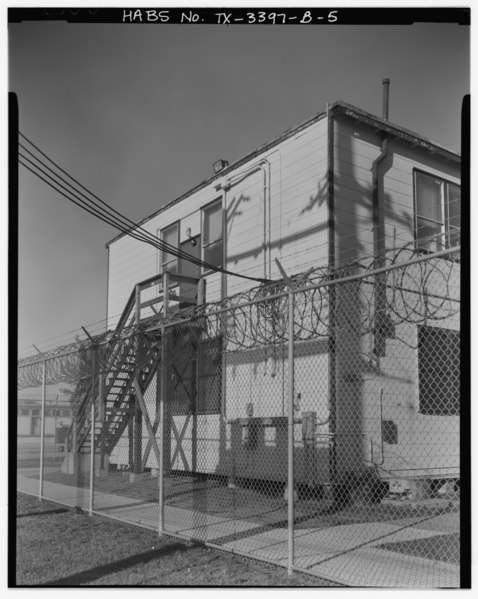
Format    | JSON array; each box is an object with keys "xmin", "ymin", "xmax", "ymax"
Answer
[{"xmin": 17, "ymin": 472, "xmax": 459, "ymax": 587}]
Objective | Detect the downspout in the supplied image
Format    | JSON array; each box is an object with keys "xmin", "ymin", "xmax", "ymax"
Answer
[
  {"xmin": 219, "ymin": 157, "xmax": 274, "ymax": 422},
  {"xmin": 258, "ymin": 160, "xmax": 270, "ymax": 281},
  {"xmin": 260, "ymin": 163, "xmax": 268, "ymax": 281},
  {"xmin": 105, "ymin": 245, "xmax": 110, "ymax": 331},
  {"xmin": 372, "ymin": 79, "xmax": 391, "ymax": 357},
  {"xmin": 260, "ymin": 159, "xmax": 272, "ymax": 280},
  {"xmin": 372, "ymin": 78, "xmax": 390, "ymax": 269},
  {"xmin": 223, "ymin": 159, "xmax": 272, "ymax": 283},
  {"xmin": 327, "ymin": 103, "xmax": 337, "ymax": 482},
  {"xmin": 220, "ymin": 184, "xmax": 228, "ymax": 421},
  {"xmin": 221, "ymin": 186, "xmax": 228, "ymax": 300}
]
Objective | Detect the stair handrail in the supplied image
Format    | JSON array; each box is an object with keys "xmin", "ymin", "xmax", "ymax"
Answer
[{"xmin": 66, "ymin": 271, "xmax": 200, "ymax": 452}]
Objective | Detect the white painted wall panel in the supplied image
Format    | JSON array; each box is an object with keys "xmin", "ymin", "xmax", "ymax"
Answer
[
  {"xmin": 106, "ymin": 110, "xmax": 460, "ymax": 483},
  {"xmin": 108, "ymin": 115, "xmax": 329, "ymax": 322}
]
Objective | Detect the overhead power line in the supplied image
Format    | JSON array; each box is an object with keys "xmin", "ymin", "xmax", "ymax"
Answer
[{"xmin": 18, "ymin": 132, "xmax": 268, "ymax": 284}]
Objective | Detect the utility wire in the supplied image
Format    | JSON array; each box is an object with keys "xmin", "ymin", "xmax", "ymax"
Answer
[
  {"xmin": 19, "ymin": 154, "xmax": 236, "ymax": 278},
  {"xmin": 20, "ymin": 140, "xmax": 181, "ymax": 259},
  {"xmin": 19, "ymin": 141, "xmax": 227, "ymax": 273},
  {"xmin": 19, "ymin": 132, "xmax": 267, "ymax": 283}
]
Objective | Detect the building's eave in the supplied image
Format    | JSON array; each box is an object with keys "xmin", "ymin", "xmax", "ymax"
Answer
[
  {"xmin": 330, "ymin": 100, "xmax": 460, "ymax": 163},
  {"xmin": 106, "ymin": 101, "xmax": 461, "ymax": 248},
  {"xmin": 106, "ymin": 108, "xmax": 328, "ymax": 248}
]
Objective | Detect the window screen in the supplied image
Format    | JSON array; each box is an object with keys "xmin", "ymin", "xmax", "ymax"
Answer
[
  {"xmin": 161, "ymin": 222, "xmax": 179, "ymax": 273},
  {"xmin": 414, "ymin": 171, "xmax": 460, "ymax": 252},
  {"xmin": 418, "ymin": 325, "xmax": 460, "ymax": 415}
]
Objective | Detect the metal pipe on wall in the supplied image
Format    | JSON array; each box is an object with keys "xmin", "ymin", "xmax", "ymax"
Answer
[
  {"xmin": 326, "ymin": 102, "xmax": 337, "ymax": 482},
  {"xmin": 372, "ymin": 79, "xmax": 391, "ymax": 267},
  {"xmin": 224, "ymin": 158, "xmax": 272, "ymax": 284},
  {"xmin": 372, "ymin": 80, "xmax": 391, "ymax": 363}
]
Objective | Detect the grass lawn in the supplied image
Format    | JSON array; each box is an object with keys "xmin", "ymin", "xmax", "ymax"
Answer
[{"xmin": 15, "ymin": 492, "xmax": 336, "ymax": 587}]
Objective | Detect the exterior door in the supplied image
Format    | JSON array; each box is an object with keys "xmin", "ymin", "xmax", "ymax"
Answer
[{"xmin": 179, "ymin": 236, "xmax": 200, "ymax": 307}]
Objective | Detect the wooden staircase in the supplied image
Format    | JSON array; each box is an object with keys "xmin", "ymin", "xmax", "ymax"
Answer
[{"xmin": 66, "ymin": 271, "xmax": 199, "ymax": 459}]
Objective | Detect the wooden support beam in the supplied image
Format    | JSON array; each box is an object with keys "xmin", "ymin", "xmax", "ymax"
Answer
[
  {"xmin": 140, "ymin": 296, "xmax": 163, "ymax": 310},
  {"xmin": 168, "ymin": 273, "xmax": 199, "ymax": 285},
  {"xmin": 168, "ymin": 293, "xmax": 197, "ymax": 305},
  {"xmin": 133, "ymin": 377, "xmax": 161, "ymax": 468}
]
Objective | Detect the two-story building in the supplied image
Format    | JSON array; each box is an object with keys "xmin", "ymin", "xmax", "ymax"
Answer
[{"xmin": 94, "ymin": 96, "xmax": 461, "ymax": 494}]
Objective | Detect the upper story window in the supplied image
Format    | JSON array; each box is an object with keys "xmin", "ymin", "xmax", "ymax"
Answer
[
  {"xmin": 202, "ymin": 199, "xmax": 223, "ymax": 271},
  {"xmin": 414, "ymin": 170, "xmax": 460, "ymax": 252},
  {"xmin": 161, "ymin": 222, "xmax": 179, "ymax": 274}
]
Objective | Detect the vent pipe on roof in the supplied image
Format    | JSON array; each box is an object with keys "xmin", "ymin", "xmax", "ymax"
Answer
[{"xmin": 382, "ymin": 78, "xmax": 390, "ymax": 120}]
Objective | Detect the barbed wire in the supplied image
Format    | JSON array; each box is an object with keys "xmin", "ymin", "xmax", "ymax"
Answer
[
  {"xmin": 17, "ymin": 236, "xmax": 460, "ymax": 389},
  {"xmin": 192, "ymin": 237, "xmax": 459, "ymax": 350}
]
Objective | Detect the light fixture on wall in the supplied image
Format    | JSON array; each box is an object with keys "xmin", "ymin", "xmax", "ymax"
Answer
[
  {"xmin": 186, "ymin": 227, "xmax": 197, "ymax": 246},
  {"xmin": 213, "ymin": 159, "xmax": 229, "ymax": 174}
]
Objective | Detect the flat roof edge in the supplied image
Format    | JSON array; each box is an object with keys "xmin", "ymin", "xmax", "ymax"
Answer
[
  {"xmin": 106, "ymin": 100, "xmax": 461, "ymax": 248},
  {"xmin": 105, "ymin": 108, "xmax": 328, "ymax": 247},
  {"xmin": 331, "ymin": 100, "xmax": 461, "ymax": 162}
]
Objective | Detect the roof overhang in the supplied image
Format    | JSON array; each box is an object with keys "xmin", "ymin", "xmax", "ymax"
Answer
[
  {"xmin": 106, "ymin": 100, "xmax": 461, "ymax": 248},
  {"xmin": 330, "ymin": 100, "xmax": 460, "ymax": 164}
]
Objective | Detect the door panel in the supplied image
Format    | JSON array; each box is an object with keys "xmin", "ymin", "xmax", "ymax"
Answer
[{"xmin": 179, "ymin": 237, "xmax": 200, "ymax": 306}]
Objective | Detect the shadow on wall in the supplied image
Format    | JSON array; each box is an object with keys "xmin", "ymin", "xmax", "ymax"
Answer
[
  {"xmin": 226, "ymin": 181, "xmax": 329, "ymax": 266},
  {"xmin": 165, "ymin": 125, "xmax": 416, "ymax": 491},
  {"xmin": 330, "ymin": 121, "xmax": 413, "ymax": 481}
]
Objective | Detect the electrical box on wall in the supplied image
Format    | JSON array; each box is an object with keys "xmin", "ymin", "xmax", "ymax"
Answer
[
  {"xmin": 243, "ymin": 421, "xmax": 259, "ymax": 451},
  {"xmin": 302, "ymin": 411, "xmax": 316, "ymax": 446}
]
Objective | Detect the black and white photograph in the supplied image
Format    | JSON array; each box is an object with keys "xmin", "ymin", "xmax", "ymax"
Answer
[{"xmin": 10, "ymin": 2, "xmax": 470, "ymax": 589}]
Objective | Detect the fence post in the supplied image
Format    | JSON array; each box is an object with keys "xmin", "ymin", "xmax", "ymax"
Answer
[
  {"xmin": 158, "ymin": 323, "xmax": 166, "ymax": 536},
  {"xmin": 39, "ymin": 358, "xmax": 46, "ymax": 501},
  {"xmin": 287, "ymin": 289, "xmax": 295, "ymax": 575},
  {"xmin": 89, "ymin": 345, "xmax": 97, "ymax": 516},
  {"xmin": 99, "ymin": 363, "xmax": 107, "ymax": 471}
]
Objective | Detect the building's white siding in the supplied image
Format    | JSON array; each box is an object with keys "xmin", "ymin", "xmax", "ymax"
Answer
[
  {"xmin": 332, "ymin": 114, "xmax": 460, "ymax": 479},
  {"xmin": 383, "ymin": 140, "xmax": 460, "ymax": 248},
  {"xmin": 107, "ymin": 116, "xmax": 329, "ymax": 327},
  {"xmin": 106, "ymin": 110, "xmax": 460, "ymax": 486},
  {"xmin": 17, "ymin": 415, "xmax": 72, "ymax": 437},
  {"xmin": 333, "ymin": 116, "xmax": 460, "ymax": 265},
  {"xmin": 107, "ymin": 115, "xmax": 330, "ymax": 482}
]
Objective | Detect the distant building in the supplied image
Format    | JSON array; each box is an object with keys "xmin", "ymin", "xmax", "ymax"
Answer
[{"xmin": 17, "ymin": 397, "xmax": 72, "ymax": 436}]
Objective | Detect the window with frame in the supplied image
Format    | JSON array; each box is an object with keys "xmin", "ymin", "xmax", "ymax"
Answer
[
  {"xmin": 202, "ymin": 200, "xmax": 223, "ymax": 271},
  {"xmin": 161, "ymin": 222, "xmax": 179, "ymax": 273},
  {"xmin": 414, "ymin": 170, "xmax": 460, "ymax": 252},
  {"xmin": 418, "ymin": 325, "xmax": 460, "ymax": 416}
]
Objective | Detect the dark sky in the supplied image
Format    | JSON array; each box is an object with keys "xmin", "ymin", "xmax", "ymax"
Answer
[{"xmin": 10, "ymin": 13, "xmax": 469, "ymax": 355}]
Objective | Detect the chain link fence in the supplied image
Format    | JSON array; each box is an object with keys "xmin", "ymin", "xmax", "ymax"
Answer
[{"xmin": 17, "ymin": 245, "xmax": 461, "ymax": 587}]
